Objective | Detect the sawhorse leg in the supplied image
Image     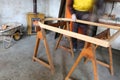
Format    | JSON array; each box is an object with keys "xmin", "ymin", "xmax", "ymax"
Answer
[
  {"xmin": 33, "ymin": 29, "xmax": 55, "ymax": 74},
  {"xmin": 55, "ymin": 22, "xmax": 74, "ymax": 57},
  {"xmin": 108, "ymin": 46, "xmax": 113, "ymax": 75},
  {"xmin": 65, "ymin": 46, "xmax": 99, "ymax": 80},
  {"xmin": 94, "ymin": 29, "xmax": 114, "ymax": 75}
]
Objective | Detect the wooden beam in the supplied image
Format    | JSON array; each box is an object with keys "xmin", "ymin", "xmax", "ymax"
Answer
[
  {"xmin": 33, "ymin": 57, "xmax": 50, "ymax": 69},
  {"xmin": 46, "ymin": 21, "xmax": 66, "ymax": 27},
  {"xmin": 44, "ymin": 18, "xmax": 120, "ymax": 30},
  {"xmin": 97, "ymin": 60, "xmax": 109, "ymax": 68},
  {"xmin": 37, "ymin": 21, "xmax": 110, "ymax": 47}
]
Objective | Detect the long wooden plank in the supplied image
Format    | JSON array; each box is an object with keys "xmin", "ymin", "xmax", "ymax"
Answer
[
  {"xmin": 37, "ymin": 21, "xmax": 110, "ymax": 47},
  {"xmin": 44, "ymin": 18, "xmax": 120, "ymax": 30}
]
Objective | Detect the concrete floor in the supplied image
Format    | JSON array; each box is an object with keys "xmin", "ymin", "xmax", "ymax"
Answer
[{"xmin": 0, "ymin": 32, "xmax": 120, "ymax": 80}]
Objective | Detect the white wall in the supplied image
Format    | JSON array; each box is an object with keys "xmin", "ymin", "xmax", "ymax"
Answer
[
  {"xmin": 105, "ymin": 2, "xmax": 120, "ymax": 18},
  {"xmin": 97, "ymin": 2, "xmax": 120, "ymax": 50},
  {"xmin": 0, "ymin": 0, "xmax": 61, "ymax": 26},
  {"xmin": 47, "ymin": 0, "xmax": 61, "ymax": 18}
]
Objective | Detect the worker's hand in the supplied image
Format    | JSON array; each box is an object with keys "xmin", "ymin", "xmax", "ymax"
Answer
[{"xmin": 72, "ymin": 14, "xmax": 76, "ymax": 21}]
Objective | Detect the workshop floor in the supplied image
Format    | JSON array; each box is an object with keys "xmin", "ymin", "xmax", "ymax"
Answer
[{"xmin": 0, "ymin": 32, "xmax": 120, "ymax": 80}]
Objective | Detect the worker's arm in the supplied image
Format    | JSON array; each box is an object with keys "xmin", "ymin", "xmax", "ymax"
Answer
[
  {"xmin": 67, "ymin": 0, "xmax": 75, "ymax": 14},
  {"xmin": 67, "ymin": 0, "xmax": 77, "ymax": 21}
]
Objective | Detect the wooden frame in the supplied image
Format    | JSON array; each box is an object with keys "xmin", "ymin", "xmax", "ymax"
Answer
[
  {"xmin": 34, "ymin": 18, "xmax": 120, "ymax": 80},
  {"xmin": 38, "ymin": 18, "xmax": 120, "ymax": 48},
  {"xmin": 27, "ymin": 12, "xmax": 44, "ymax": 35}
]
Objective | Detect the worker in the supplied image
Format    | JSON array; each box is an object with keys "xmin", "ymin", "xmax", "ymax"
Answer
[{"xmin": 67, "ymin": 0, "xmax": 104, "ymax": 52}]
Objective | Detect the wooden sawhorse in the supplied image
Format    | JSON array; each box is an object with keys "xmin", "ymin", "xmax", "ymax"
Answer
[
  {"xmin": 55, "ymin": 21, "xmax": 74, "ymax": 58},
  {"xmin": 65, "ymin": 29, "xmax": 113, "ymax": 80},
  {"xmin": 33, "ymin": 18, "xmax": 120, "ymax": 80},
  {"xmin": 32, "ymin": 29, "xmax": 55, "ymax": 74}
]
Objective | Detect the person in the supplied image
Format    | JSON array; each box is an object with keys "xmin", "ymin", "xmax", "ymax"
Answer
[{"xmin": 67, "ymin": 0, "xmax": 104, "ymax": 51}]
